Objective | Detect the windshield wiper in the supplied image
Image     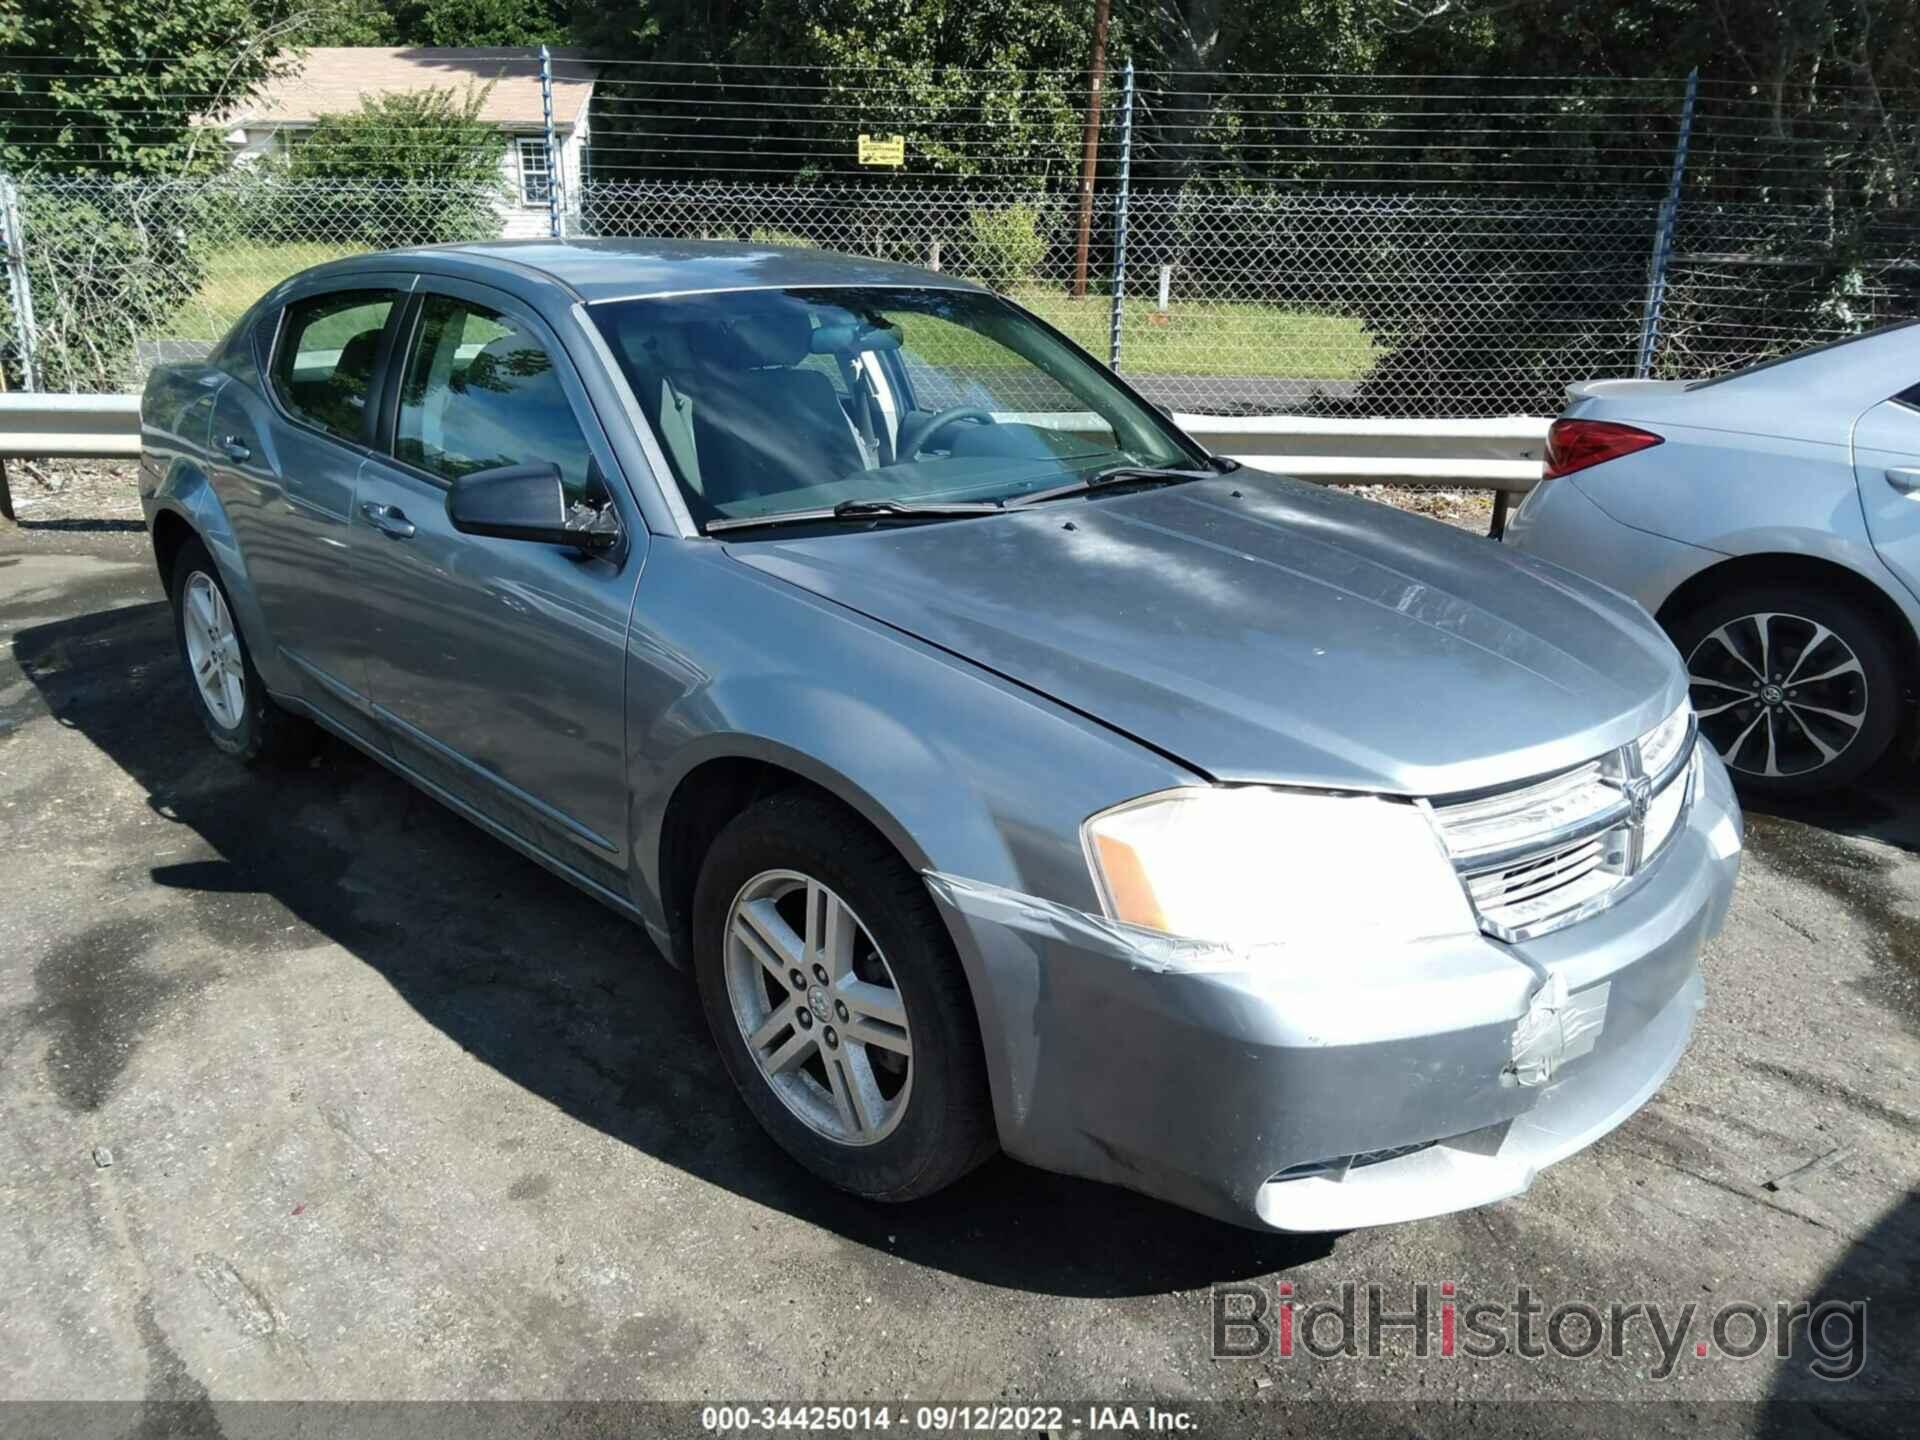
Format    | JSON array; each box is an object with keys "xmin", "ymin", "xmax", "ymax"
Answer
[
  {"xmin": 1006, "ymin": 464, "xmax": 1216, "ymax": 508},
  {"xmin": 707, "ymin": 498, "xmax": 1004, "ymax": 534}
]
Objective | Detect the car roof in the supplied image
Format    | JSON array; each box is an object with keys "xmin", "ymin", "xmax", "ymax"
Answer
[{"xmin": 310, "ymin": 237, "xmax": 989, "ymax": 305}]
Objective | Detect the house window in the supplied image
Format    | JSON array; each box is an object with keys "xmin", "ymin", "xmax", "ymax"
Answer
[{"xmin": 517, "ymin": 137, "xmax": 552, "ymax": 206}]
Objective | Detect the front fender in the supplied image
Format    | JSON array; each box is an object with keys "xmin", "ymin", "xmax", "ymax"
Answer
[{"xmin": 623, "ymin": 541, "xmax": 1200, "ymax": 1145}]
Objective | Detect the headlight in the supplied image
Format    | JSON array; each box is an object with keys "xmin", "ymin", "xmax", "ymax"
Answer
[
  {"xmin": 1637, "ymin": 696, "xmax": 1694, "ymax": 780},
  {"xmin": 1082, "ymin": 786, "xmax": 1477, "ymax": 951}
]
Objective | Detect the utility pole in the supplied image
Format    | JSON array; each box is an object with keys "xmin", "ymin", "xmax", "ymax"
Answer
[{"xmin": 1071, "ymin": 0, "xmax": 1112, "ymax": 299}]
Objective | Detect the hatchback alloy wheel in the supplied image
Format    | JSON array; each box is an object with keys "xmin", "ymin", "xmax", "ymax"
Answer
[{"xmin": 723, "ymin": 869, "xmax": 914, "ymax": 1145}]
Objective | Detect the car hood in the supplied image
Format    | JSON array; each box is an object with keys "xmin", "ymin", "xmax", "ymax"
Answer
[{"xmin": 726, "ymin": 475, "xmax": 1686, "ymax": 795}]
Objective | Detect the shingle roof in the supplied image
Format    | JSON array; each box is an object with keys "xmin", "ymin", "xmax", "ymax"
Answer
[{"xmin": 230, "ymin": 47, "xmax": 595, "ymax": 129}]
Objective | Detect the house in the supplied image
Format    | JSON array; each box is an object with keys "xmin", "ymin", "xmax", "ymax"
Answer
[{"xmin": 219, "ymin": 47, "xmax": 597, "ymax": 238}]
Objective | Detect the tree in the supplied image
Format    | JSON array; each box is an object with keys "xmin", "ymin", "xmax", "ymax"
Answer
[
  {"xmin": 275, "ymin": 83, "xmax": 508, "ymax": 245},
  {"xmin": 289, "ymin": 0, "xmax": 401, "ymax": 46},
  {"xmin": 403, "ymin": 0, "xmax": 569, "ymax": 46},
  {"xmin": 575, "ymin": 0, "xmax": 1106, "ymax": 185},
  {"xmin": 0, "ymin": 0, "xmax": 300, "ymax": 174},
  {"xmin": 281, "ymin": 82, "xmax": 506, "ymax": 183},
  {"xmin": 292, "ymin": 0, "xmax": 569, "ymax": 48}
]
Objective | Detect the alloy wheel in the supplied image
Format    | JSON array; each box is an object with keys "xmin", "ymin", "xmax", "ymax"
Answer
[
  {"xmin": 723, "ymin": 869, "xmax": 913, "ymax": 1146},
  {"xmin": 182, "ymin": 571, "xmax": 246, "ymax": 730},
  {"xmin": 1685, "ymin": 611, "xmax": 1868, "ymax": 779}
]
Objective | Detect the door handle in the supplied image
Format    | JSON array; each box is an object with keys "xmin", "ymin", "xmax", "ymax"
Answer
[
  {"xmin": 219, "ymin": 436, "xmax": 251, "ymax": 462},
  {"xmin": 1887, "ymin": 468, "xmax": 1920, "ymax": 496},
  {"xmin": 360, "ymin": 501, "xmax": 417, "ymax": 539}
]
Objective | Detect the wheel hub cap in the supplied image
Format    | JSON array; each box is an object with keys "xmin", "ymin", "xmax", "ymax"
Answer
[
  {"xmin": 723, "ymin": 870, "xmax": 914, "ymax": 1147},
  {"xmin": 182, "ymin": 571, "xmax": 245, "ymax": 730},
  {"xmin": 1685, "ymin": 610, "xmax": 1867, "ymax": 779}
]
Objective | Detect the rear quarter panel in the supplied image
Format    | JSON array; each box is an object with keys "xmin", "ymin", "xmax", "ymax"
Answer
[
  {"xmin": 139, "ymin": 362, "xmax": 223, "ymax": 535},
  {"xmin": 1558, "ymin": 417, "xmax": 1901, "ymax": 608},
  {"xmin": 140, "ymin": 362, "xmax": 290, "ymax": 692}
]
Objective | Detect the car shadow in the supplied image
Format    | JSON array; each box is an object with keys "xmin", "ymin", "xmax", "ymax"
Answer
[
  {"xmin": 14, "ymin": 596, "xmax": 1333, "ymax": 1299},
  {"xmin": 1759, "ymin": 1192, "xmax": 1918, "ymax": 1433},
  {"xmin": 1734, "ymin": 745, "xmax": 1920, "ymax": 855}
]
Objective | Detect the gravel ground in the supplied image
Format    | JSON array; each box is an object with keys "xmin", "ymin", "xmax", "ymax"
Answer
[
  {"xmin": 1, "ymin": 497, "xmax": 1915, "ymax": 1435},
  {"xmin": 1, "ymin": 459, "xmax": 150, "ymax": 536}
]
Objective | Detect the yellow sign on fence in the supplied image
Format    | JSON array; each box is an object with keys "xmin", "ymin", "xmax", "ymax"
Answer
[{"xmin": 857, "ymin": 134, "xmax": 906, "ymax": 167}]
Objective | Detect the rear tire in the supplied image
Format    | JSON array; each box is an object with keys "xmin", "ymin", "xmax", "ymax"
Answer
[
  {"xmin": 1669, "ymin": 584, "xmax": 1900, "ymax": 799},
  {"xmin": 169, "ymin": 536, "xmax": 317, "ymax": 767},
  {"xmin": 692, "ymin": 791, "xmax": 996, "ymax": 1201}
]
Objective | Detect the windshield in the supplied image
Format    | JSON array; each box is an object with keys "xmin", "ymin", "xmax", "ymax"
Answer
[{"xmin": 589, "ymin": 286, "xmax": 1203, "ymax": 529}]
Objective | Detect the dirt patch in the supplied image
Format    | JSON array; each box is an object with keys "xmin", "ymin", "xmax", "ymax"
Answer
[
  {"xmin": 1344, "ymin": 483, "xmax": 1497, "ymax": 532},
  {"xmin": 3, "ymin": 458, "xmax": 145, "ymax": 536}
]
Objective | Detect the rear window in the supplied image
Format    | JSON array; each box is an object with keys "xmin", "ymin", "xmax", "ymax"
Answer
[
  {"xmin": 271, "ymin": 289, "xmax": 397, "ymax": 442},
  {"xmin": 1686, "ymin": 319, "xmax": 1920, "ymax": 392}
]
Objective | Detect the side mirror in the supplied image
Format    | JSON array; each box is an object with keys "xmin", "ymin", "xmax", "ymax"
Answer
[{"xmin": 446, "ymin": 462, "xmax": 619, "ymax": 554}]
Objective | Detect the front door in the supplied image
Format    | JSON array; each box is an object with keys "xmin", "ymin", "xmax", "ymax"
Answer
[
  {"xmin": 1853, "ymin": 386, "xmax": 1920, "ymax": 603},
  {"xmin": 351, "ymin": 278, "xmax": 644, "ymax": 893},
  {"xmin": 213, "ymin": 282, "xmax": 407, "ymax": 742}
]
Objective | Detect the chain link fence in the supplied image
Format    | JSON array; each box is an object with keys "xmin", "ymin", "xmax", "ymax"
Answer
[
  {"xmin": 0, "ymin": 173, "xmax": 506, "ymax": 393},
  {"xmin": 3, "ymin": 70, "xmax": 1916, "ymax": 413}
]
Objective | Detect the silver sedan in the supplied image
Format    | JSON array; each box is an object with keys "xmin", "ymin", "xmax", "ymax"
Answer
[
  {"xmin": 1506, "ymin": 321, "xmax": 1920, "ymax": 800},
  {"xmin": 140, "ymin": 240, "xmax": 1740, "ymax": 1231}
]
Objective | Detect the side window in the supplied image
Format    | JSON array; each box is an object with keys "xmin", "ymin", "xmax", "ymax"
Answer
[
  {"xmin": 271, "ymin": 290, "xmax": 396, "ymax": 442},
  {"xmin": 395, "ymin": 296, "xmax": 594, "ymax": 498},
  {"xmin": 1896, "ymin": 381, "xmax": 1920, "ymax": 412}
]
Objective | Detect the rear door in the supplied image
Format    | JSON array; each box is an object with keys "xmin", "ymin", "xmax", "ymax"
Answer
[
  {"xmin": 351, "ymin": 276, "xmax": 644, "ymax": 892},
  {"xmin": 212, "ymin": 276, "xmax": 412, "ymax": 742},
  {"xmin": 1852, "ymin": 384, "xmax": 1920, "ymax": 601}
]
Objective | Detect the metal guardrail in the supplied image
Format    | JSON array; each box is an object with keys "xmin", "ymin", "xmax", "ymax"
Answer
[
  {"xmin": 0, "ymin": 393, "xmax": 142, "ymax": 458},
  {"xmin": 0, "ymin": 394, "xmax": 1546, "ymax": 529},
  {"xmin": 1176, "ymin": 413, "xmax": 1546, "ymax": 489}
]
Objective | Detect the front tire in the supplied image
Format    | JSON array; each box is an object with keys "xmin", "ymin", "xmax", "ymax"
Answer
[
  {"xmin": 169, "ymin": 536, "xmax": 316, "ymax": 766},
  {"xmin": 1670, "ymin": 584, "xmax": 1901, "ymax": 799},
  {"xmin": 692, "ymin": 792, "xmax": 995, "ymax": 1201}
]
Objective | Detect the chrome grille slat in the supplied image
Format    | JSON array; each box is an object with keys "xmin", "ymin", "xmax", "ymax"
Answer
[
  {"xmin": 1431, "ymin": 707, "xmax": 1697, "ymax": 942},
  {"xmin": 1467, "ymin": 837, "xmax": 1605, "ymax": 907}
]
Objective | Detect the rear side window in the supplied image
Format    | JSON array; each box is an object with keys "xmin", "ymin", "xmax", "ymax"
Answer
[
  {"xmin": 1896, "ymin": 382, "xmax": 1920, "ymax": 412},
  {"xmin": 394, "ymin": 295, "xmax": 594, "ymax": 497},
  {"xmin": 272, "ymin": 290, "xmax": 396, "ymax": 442}
]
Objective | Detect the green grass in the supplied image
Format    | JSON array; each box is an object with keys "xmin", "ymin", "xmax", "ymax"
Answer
[
  {"xmin": 1010, "ymin": 286, "xmax": 1380, "ymax": 379},
  {"xmin": 166, "ymin": 240, "xmax": 365, "ymax": 341},
  {"xmin": 162, "ymin": 246, "xmax": 1383, "ymax": 385}
]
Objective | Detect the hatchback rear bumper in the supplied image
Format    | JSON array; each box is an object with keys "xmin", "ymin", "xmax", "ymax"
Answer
[{"xmin": 931, "ymin": 749, "xmax": 1741, "ymax": 1231}]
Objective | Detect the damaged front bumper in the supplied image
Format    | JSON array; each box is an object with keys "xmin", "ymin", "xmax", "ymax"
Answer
[{"xmin": 927, "ymin": 748, "xmax": 1742, "ymax": 1232}]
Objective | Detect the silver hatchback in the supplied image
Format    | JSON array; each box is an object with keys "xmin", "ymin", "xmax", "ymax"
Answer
[{"xmin": 141, "ymin": 240, "xmax": 1741, "ymax": 1231}]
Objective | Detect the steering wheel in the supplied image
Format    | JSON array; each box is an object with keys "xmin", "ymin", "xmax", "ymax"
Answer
[{"xmin": 898, "ymin": 405, "xmax": 994, "ymax": 459}]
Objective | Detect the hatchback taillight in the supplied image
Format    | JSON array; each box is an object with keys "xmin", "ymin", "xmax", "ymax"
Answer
[{"xmin": 1544, "ymin": 419, "xmax": 1663, "ymax": 478}]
